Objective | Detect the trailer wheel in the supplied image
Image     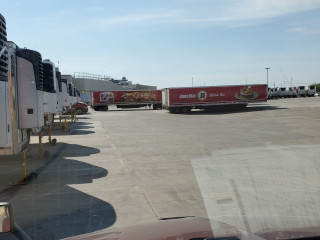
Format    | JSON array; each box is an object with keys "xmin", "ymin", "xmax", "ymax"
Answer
[
  {"xmin": 182, "ymin": 107, "xmax": 191, "ymax": 113},
  {"xmin": 174, "ymin": 107, "xmax": 181, "ymax": 114},
  {"xmin": 51, "ymin": 138, "xmax": 57, "ymax": 146},
  {"xmin": 76, "ymin": 109, "xmax": 84, "ymax": 114},
  {"xmin": 153, "ymin": 104, "xmax": 162, "ymax": 110},
  {"xmin": 238, "ymin": 104, "xmax": 247, "ymax": 110}
]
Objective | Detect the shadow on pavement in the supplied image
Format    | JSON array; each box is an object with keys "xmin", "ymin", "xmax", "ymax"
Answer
[
  {"xmin": 71, "ymin": 130, "xmax": 95, "ymax": 135},
  {"xmin": 0, "ymin": 143, "xmax": 116, "ymax": 240},
  {"xmin": 72, "ymin": 125, "xmax": 95, "ymax": 130},
  {"xmin": 75, "ymin": 116, "xmax": 92, "ymax": 120},
  {"xmin": 73, "ymin": 122, "xmax": 93, "ymax": 126},
  {"xmin": 48, "ymin": 122, "xmax": 94, "ymax": 136},
  {"xmin": 178, "ymin": 105, "xmax": 287, "ymax": 115},
  {"xmin": 105, "ymin": 108, "xmax": 155, "ymax": 112}
]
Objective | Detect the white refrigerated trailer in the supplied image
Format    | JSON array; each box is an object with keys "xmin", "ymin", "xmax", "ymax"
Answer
[
  {"xmin": 42, "ymin": 59, "xmax": 58, "ymax": 124},
  {"xmin": 1, "ymin": 41, "xmax": 44, "ymax": 155}
]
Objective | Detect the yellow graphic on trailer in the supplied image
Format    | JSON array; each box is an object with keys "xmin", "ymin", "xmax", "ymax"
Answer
[{"xmin": 197, "ymin": 90, "xmax": 208, "ymax": 101}]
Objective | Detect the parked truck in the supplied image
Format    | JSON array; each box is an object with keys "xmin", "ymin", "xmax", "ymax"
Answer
[
  {"xmin": 307, "ymin": 85, "xmax": 316, "ymax": 97},
  {"xmin": 162, "ymin": 84, "xmax": 267, "ymax": 113},
  {"xmin": 297, "ymin": 86, "xmax": 307, "ymax": 97},
  {"xmin": 287, "ymin": 87, "xmax": 298, "ymax": 98},
  {"xmin": 91, "ymin": 90, "xmax": 162, "ymax": 111},
  {"xmin": 278, "ymin": 87, "xmax": 288, "ymax": 98}
]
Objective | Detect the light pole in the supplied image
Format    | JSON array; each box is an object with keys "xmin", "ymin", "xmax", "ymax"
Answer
[{"xmin": 265, "ymin": 67, "xmax": 270, "ymax": 87}]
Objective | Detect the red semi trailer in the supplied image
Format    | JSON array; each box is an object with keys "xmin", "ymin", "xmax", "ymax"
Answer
[
  {"xmin": 91, "ymin": 90, "xmax": 162, "ymax": 111},
  {"xmin": 162, "ymin": 84, "xmax": 267, "ymax": 113}
]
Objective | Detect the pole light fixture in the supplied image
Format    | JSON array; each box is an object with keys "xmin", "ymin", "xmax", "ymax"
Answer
[{"xmin": 265, "ymin": 67, "xmax": 270, "ymax": 87}]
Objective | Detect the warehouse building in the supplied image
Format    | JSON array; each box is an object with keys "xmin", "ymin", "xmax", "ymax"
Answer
[{"xmin": 62, "ymin": 73, "xmax": 157, "ymax": 92}]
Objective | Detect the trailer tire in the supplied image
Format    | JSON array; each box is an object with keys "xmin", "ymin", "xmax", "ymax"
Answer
[
  {"xmin": 51, "ymin": 138, "xmax": 57, "ymax": 146},
  {"xmin": 174, "ymin": 107, "xmax": 181, "ymax": 114},
  {"xmin": 76, "ymin": 109, "xmax": 84, "ymax": 114},
  {"xmin": 239, "ymin": 104, "xmax": 247, "ymax": 110},
  {"xmin": 153, "ymin": 104, "xmax": 162, "ymax": 110},
  {"xmin": 182, "ymin": 107, "xmax": 191, "ymax": 113}
]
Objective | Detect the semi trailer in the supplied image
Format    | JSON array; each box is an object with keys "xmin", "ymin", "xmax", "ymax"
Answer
[
  {"xmin": 162, "ymin": 84, "xmax": 267, "ymax": 113},
  {"xmin": 91, "ymin": 90, "xmax": 162, "ymax": 111},
  {"xmin": 0, "ymin": 40, "xmax": 45, "ymax": 154}
]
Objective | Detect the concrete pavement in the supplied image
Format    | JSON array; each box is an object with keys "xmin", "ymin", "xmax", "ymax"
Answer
[{"xmin": 0, "ymin": 97, "xmax": 319, "ymax": 240}]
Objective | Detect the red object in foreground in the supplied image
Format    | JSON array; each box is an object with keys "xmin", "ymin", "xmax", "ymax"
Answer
[{"xmin": 63, "ymin": 216, "xmax": 320, "ymax": 240}]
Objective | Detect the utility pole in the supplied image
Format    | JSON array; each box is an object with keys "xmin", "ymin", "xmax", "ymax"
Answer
[{"xmin": 265, "ymin": 67, "xmax": 270, "ymax": 87}]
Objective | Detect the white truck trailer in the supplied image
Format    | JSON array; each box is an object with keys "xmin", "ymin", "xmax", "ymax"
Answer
[
  {"xmin": 307, "ymin": 85, "xmax": 316, "ymax": 97},
  {"xmin": 297, "ymin": 86, "xmax": 307, "ymax": 97},
  {"xmin": 42, "ymin": 59, "xmax": 58, "ymax": 124},
  {"xmin": 1, "ymin": 41, "xmax": 45, "ymax": 154}
]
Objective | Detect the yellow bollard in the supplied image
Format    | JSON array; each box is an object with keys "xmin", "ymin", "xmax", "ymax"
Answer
[
  {"xmin": 39, "ymin": 131, "xmax": 43, "ymax": 158},
  {"xmin": 64, "ymin": 118, "xmax": 67, "ymax": 132},
  {"xmin": 48, "ymin": 125, "xmax": 52, "ymax": 143},
  {"xmin": 21, "ymin": 150, "xmax": 27, "ymax": 179}
]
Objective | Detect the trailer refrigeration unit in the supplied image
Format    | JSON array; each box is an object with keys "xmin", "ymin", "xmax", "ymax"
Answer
[
  {"xmin": 267, "ymin": 88, "xmax": 272, "ymax": 99},
  {"xmin": 55, "ymin": 67, "xmax": 63, "ymax": 114},
  {"xmin": 307, "ymin": 85, "xmax": 316, "ymax": 97},
  {"xmin": 73, "ymin": 87, "xmax": 78, "ymax": 104},
  {"xmin": 287, "ymin": 87, "xmax": 297, "ymax": 98},
  {"xmin": 68, "ymin": 82, "xmax": 77, "ymax": 106},
  {"xmin": 76, "ymin": 90, "xmax": 81, "ymax": 102},
  {"xmin": 67, "ymin": 82, "xmax": 72, "ymax": 107},
  {"xmin": 269, "ymin": 87, "xmax": 279, "ymax": 99},
  {"xmin": 91, "ymin": 90, "xmax": 162, "ymax": 111},
  {"xmin": 278, "ymin": 88, "xmax": 288, "ymax": 98},
  {"xmin": 1, "ymin": 41, "xmax": 44, "ymax": 155},
  {"xmin": 162, "ymin": 85, "xmax": 267, "ymax": 114},
  {"xmin": 0, "ymin": 14, "xmax": 9, "ymax": 149},
  {"xmin": 42, "ymin": 59, "xmax": 58, "ymax": 124},
  {"xmin": 297, "ymin": 86, "xmax": 307, "ymax": 97},
  {"xmin": 61, "ymin": 79, "xmax": 70, "ymax": 114}
]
